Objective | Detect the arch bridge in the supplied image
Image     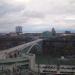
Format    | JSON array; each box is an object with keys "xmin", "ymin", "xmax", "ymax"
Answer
[{"xmin": 0, "ymin": 39, "xmax": 43, "ymax": 59}]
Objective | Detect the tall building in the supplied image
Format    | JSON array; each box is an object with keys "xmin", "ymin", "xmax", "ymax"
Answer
[
  {"xmin": 65, "ymin": 30, "xmax": 71, "ymax": 34},
  {"xmin": 16, "ymin": 26, "xmax": 22, "ymax": 34},
  {"xmin": 51, "ymin": 27, "xmax": 56, "ymax": 36}
]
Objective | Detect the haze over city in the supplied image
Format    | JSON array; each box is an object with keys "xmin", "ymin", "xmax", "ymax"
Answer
[
  {"xmin": 0, "ymin": 0, "xmax": 75, "ymax": 33},
  {"xmin": 0, "ymin": 0, "xmax": 75, "ymax": 75}
]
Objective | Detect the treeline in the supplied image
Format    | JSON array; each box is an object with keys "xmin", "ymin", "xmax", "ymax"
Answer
[
  {"xmin": 0, "ymin": 36, "xmax": 33, "ymax": 50},
  {"xmin": 42, "ymin": 36, "xmax": 75, "ymax": 57}
]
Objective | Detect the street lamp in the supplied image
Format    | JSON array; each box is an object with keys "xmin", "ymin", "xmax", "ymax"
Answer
[
  {"xmin": 37, "ymin": 52, "xmax": 40, "ymax": 75},
  {"xmin": 57, "ymin": 59, "xmax": 60, "ymax": 74}
]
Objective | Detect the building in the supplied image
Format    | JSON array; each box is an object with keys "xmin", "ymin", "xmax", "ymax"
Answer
[
  {"xmin": 1, "ymin": 38, "xmax": 75, "ymax": 75},
  {"xmin": 34, "ymin": 55, "xmax": 75, "ymax": 75},
  {"xmin": 16, "ymin": 26, "xmax": 22, "ymax": 34},
  {"xmin": 42, "ymin": 31, "xmax": 52, "ymax": 39},
  {"xmin": 42, "ymin": 28, "xmax": 57, "ymax": 39},
  {"xmin": 0, "ymin": 57, "xmax": 30, "ymax": 75},
  {"xmin": 51, "ymin": 27, "xmax": 56, "ymax": 36},
  {"xmin": 65, "ymin": 31, "xmax": 71, "ymax": 34},
  {"xmin": 7, "ymin": 32, "xmax": 18, "ymax": 37}
]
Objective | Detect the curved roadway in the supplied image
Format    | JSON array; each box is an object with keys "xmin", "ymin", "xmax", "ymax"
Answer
[{"xmin": 0, "ymin": 39, "xmax": 43, "ymax": 59}]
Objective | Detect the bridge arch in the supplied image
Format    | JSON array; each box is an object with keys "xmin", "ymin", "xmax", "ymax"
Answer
[{"xmin": 26, "ymin": 43, "xmax": 42, "ymax": 54}]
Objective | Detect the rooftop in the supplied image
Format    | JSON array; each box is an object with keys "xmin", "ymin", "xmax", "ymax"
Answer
[
  {"xmin": 0, "ymin": 57, "xmax": 29, "ymax": 65},
  {"xmin": 35, "ymin": 55, "xmax": 75, "ymax": 65}
]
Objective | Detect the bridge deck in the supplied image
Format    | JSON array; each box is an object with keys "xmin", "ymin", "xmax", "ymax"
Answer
[{"xmin": 0, "ymin": 39, "xmax": 43, "ymax": 59}]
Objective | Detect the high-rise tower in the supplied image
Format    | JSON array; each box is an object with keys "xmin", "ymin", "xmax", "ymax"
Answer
[{"xmin": 16, "ymin": 26, "xmax": 22, "ymax": 34}]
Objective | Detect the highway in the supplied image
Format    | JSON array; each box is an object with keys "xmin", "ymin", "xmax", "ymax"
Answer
[{"xmin": 0, "ymin": 39, "xmax": 43, "ymax": 59}]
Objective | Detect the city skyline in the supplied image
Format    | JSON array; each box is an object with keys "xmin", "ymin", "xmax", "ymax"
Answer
[{"xmin": 0, "ymin": 0, "xmax": 75, "ymax": 33}]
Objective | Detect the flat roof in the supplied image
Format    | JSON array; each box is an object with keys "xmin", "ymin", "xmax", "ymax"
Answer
[
  {"xmin": 0, "ymin": 57, "xmax": 29, "ymax": 65},
  {"xmin": 36, "ymin": 55, "xmax": 75, "ymax": 65}
]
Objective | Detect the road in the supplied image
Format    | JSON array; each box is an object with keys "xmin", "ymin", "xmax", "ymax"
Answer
[{"xmin": 0, "ymin": 39, "xmax": 43, "ymax": 59}]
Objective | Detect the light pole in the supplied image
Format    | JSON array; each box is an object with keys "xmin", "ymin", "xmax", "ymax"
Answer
[
  {"xmin": 37, "ymin": 53, "xmax": 40, "ymax": 75},
  {"xmin": 57, "ymin": 59, "xmax": 60, "ymax": 74},
  {"xmin": 37, "ymin": 52, "xmax": 40, "ymax": 75}
]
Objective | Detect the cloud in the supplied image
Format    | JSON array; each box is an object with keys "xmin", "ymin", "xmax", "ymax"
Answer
[{"xmin": 0, "ymin": 0, "xmax": 75, "ymax": 32}]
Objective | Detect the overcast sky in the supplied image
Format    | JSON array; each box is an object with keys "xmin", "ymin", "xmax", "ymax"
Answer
[{"xmin": 0, "ymin": 0, "xmax": 75, "ymax": 33}]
